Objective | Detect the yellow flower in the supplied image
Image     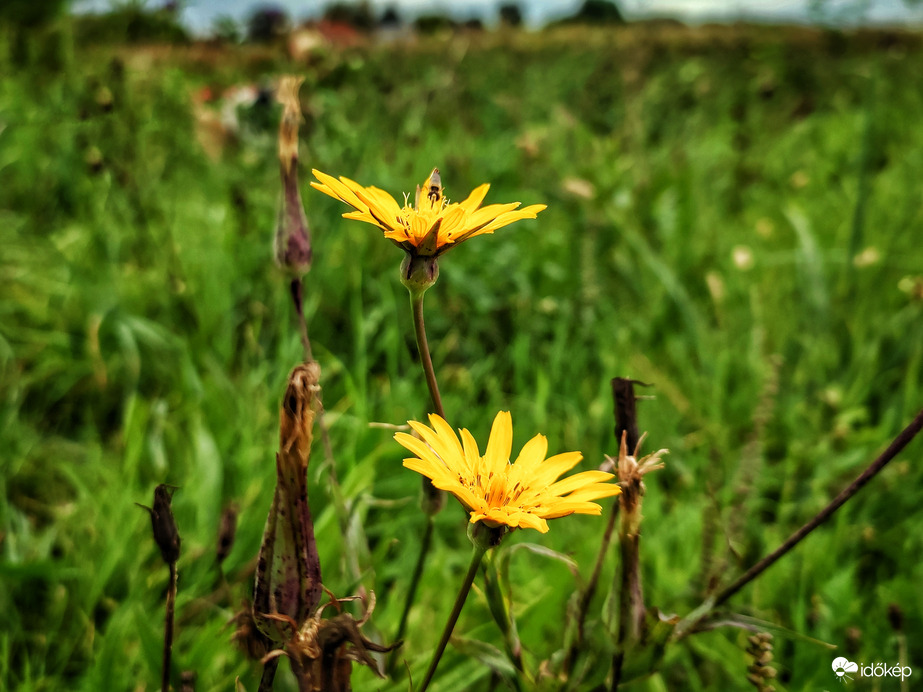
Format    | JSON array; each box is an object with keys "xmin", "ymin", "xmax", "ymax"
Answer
[
  {"xmin": 311, "ymin": 168, "xmax": 546, "ymax": 257},
  {"xmin": 395, "ymin": 411, "xmax": 621, "ymax": 533}
]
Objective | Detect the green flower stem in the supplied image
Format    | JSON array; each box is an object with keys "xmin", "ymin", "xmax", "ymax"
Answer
[
  {"xmin": 389, "ymin": 515, "xmax": 435, "ymax": 673},
  {"xmin": 409, "ymin": 290, "xmax": 445, "ymax": 418},
  {"xmin": 391, "ymin": 288, "xmax": 447, "ymax": 666},
  {"xmin": 419, "ymin": 543, "xmax": 489, "ymax": 692}
]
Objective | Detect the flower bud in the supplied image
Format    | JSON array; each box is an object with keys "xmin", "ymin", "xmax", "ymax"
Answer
[
  {"xmin": 137, "ymin": 484, "xmax": 181, "ymax": 565},
  {"xmin": 399, "ymin": 253, "xmax": 439, "ymax": 297},
  {"xmin": 467, "ymin": 521, "xmax": 508, "ymax": 551},
  {"xmin": 273, "ymin": 75, "xmax": 312, "ymax": 277}
]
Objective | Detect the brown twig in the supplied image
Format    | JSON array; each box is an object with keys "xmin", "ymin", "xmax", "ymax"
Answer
[
  {"xmin": 288, "ymin": 653, "xmax": 313, "ymax": 692},
  {"xmin": 163, "ymin": 561, "xmax": 177, "ymax": 692},
  {"xmin": 137, "ymin": 484, "xmax": 181, "ymax": 692},
  {"xmin": 611, "ymin": 491, "xmax": 644, "ymax": 692},
  {"xmin": 609, "ymin": 378, "xmax": 646, "ymax": 691},
  {"xmin": 572, "ymin": 377, "xmax": 646, "ymax": 659},
  {"xmin": 290, "ymin": 278, "xmax": 313, "ymax": 362},
  {"xmin": 257, "ymin": 657, "xmax": 279, "ymax": 692},
  {"xmin": 710, "ymin": 407, "xmax": 923, "ymax": 609}
]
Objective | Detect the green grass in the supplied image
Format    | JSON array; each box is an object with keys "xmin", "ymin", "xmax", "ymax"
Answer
[{"xmin": 1, "ymin": 21, "xmax": 922, "ymax": 692}]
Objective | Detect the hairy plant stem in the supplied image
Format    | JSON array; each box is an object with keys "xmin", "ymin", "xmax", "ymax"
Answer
[
  {"xmin": 609, "ymin": 378, "xmax": 646, "ymax": 691},
  {"xmin": 393, "ymin": 290, "xmax": 447, "ymax": 655},
  {"xmin": 162, "ymin": 561, "xmax": 177, "ymax": 692},
  {"xmin": 419, "ymin": 544, "xmax": 488, "ymax": 692},
  {"xmin": 676, "ymin": 407, "xmax": 923, "ymax": 638},
  {"xmin": 409, "ymin": 291, "xmax": 445, "ymax": 418},
  {"xmin": 611, "ymin": 505, "xmax": 644, "ymax": 692}
]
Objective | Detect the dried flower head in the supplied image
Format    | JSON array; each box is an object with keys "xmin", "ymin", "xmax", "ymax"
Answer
[
  {"xmin": 614, "ymin": 431, "xmax": 668, "ymax": 487},
  {"xmin": 263, "ymin": 592, "xmax": 400, "ymax": 692},
  {"xmin": 253, "ymin": 363, "xmax": 324, "ymax": 643},
  {"xmin": 395, "ymin": 411, "xmax": 621, "ymax": 533}
]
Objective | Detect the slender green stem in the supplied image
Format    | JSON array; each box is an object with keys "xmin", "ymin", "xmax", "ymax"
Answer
[
  {"xmin": 419, "ymin": 544, "xmax": 488, "ymax": 692},
  {"xmin": 563, "ymin": 499, "xmax": 619, "ymax": 677},
  {"xmin": 410, "ymin": 291, "xmax": 445, "ymax": 418},
  {"xmin": 390, "ymin": 516, "xmax": 434, "ymax": 673}
]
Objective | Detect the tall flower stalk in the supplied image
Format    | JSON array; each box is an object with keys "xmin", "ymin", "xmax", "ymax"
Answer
[
  {"xmin": 311, "ymin": 167, "xmax": 546, "ymax": 648},
  {"xmin": 272, "ymin": 77, "xmax": 363, "ymax": 595}
]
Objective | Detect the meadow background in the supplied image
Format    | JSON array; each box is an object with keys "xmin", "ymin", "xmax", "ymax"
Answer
[{"xmin": 1, "ymin": 10, "xmax": 922, "ymax": 691}]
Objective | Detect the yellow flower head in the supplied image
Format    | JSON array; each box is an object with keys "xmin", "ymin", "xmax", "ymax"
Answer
[
  {"xmin": 395, "ymin": 411, "xmax": 621, "ymax": 533},
  {"xmin": 311, "ymin": 168, "xmax": 546, "ymax": 257}
]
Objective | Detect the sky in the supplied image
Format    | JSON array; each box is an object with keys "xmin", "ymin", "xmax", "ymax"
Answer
[{"xmin": 72, "ymin": 0, "xmax": 923, "ymax": 33}]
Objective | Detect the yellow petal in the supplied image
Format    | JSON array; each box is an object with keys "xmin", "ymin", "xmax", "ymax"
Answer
[
  {"xmin": 546, "ymin": 470, "xmax": 615, "ymax": 497},
  {"xmin": 457, "ymin": 183, "xmax": 490, "ymax": 213},
  {"xmin": 485, "ymin": 411, "xmax": 513, "ymax": 468},
  {"xmin": 465, "ymin": 202, "xmax": 522, "ymax": 231},
  {"xmin": 311, "ymin": 170, "xmax": 367, "ymax": 210},
  {"xmin": 529, "ymin": 451, "xmax": 584, "ymax": 487},
  {"xmin": 394, "ymin": 432, "xmax": 442, "ymax": 468},
  {"xmin": 539, "ymin": 500, "xmax": 605, "ymax": 519}
]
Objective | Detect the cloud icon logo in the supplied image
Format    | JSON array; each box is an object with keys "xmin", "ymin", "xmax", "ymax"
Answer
[{"xmin": 833, "ymin": 657, "xmax": 859, "ymax": 683}]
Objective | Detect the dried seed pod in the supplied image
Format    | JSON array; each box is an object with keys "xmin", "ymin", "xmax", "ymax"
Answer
[
  {"xmin": 253, "ymin": 364, "xmax": 324, "ymax": 643},
  {"xmin": 137, "ymin": 484, "xmax": 181, "ymax": 565}
]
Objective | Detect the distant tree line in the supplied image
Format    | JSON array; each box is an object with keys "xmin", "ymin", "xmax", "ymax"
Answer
[
  {"xmin": 1, "ymin": 0, "xmax": 626, "ymax": 51},
  {"xmin": 243, "ymin": 0, "xmax": 623, "ymax": 40}
]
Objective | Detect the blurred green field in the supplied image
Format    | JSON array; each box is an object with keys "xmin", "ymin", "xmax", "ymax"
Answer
[{"xmin": 1, "ymin": 19, "xmax": 922, "ymax": 692}]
